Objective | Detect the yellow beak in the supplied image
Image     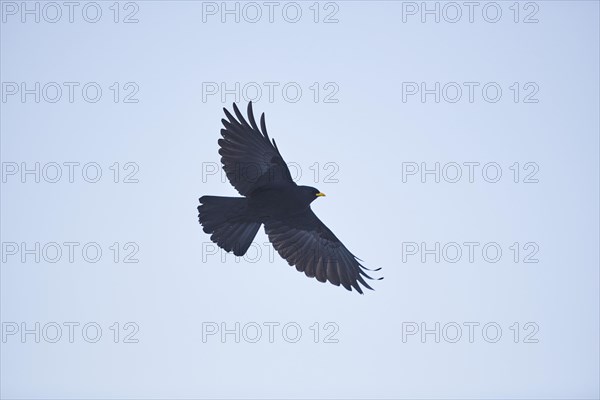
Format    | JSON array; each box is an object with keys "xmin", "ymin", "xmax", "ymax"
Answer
[{"xmin": 316, "ymin": 192, "xmax": 326, "ymax": 197}]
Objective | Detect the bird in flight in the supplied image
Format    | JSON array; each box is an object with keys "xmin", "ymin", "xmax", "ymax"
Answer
[{"xmin": 198, "ymin": 102, "xmax": 382, "ymax": 293}]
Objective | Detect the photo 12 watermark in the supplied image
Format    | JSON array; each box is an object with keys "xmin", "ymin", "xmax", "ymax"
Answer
[
  {"xmin": 201, "ymin": 321, "xmax": 340, "ymax": 343},
  {"xmin": 401, "ymin": 82, "xmax": 539, "ymax": 104},
  {"xmin": 401, "ymin": 321, "xmax": 540, "ymax": 344},
  {"xmin": 401, "ymin": 162, "xmax": 539, "ymax": 184},
  {"xmin": 2, "ymin": 162, "xmax": 140, "ymax": 184},
  {"xmin": 400, "ymin": 2, "xmax": 539, "ymax": 24},
  {"xmin": 1, "ymin": 242, "xmax": 140, "ymax": 264},
  {"xmin": 2, "ymin": 321, "xmax": 140, "ymax": 343},
  {"xmin": 201, "ymin": 82, "xmax": 340, "ymax": 104},
  {"xmin": 1, "ymin": 82, "xmax": 140, "ymax": 104},
  {"xmin": 401, "ymin": 241, "xmax": 540, "ymax": 264},
  {"xmin": 201, "ymin": 2, "xmax": 339, "ymax": 24},
  {"xmin": 1, "ymin": 2, "xmax": 140, "ymax": 24},
  {"xmin": 201, "ymin": 161, "xmax": 340, "ymax": 185}
]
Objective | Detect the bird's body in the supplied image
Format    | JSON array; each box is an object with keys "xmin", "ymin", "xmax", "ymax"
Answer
[
  {"xmin": 198, "ymin": 102, "xmax": 381, "ymax": 293},
  {"xmin": 248, "ymin": 184, "xmax": 314, "ymax": 219}
]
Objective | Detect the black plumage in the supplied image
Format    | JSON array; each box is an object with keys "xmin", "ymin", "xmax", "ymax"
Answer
[{"xmin": 198, "ymin": 102, "xmax": 382, "ymax": 293}]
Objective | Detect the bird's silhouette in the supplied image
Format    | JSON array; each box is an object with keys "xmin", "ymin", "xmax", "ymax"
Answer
[{"xmin": 198, "ymin": 102, "xmax": 381, "ymax": 293}]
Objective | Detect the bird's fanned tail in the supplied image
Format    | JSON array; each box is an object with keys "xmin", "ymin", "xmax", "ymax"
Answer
[{"xmin": 198, "ymin": 196, "xmax": 261, "ymax": 256}]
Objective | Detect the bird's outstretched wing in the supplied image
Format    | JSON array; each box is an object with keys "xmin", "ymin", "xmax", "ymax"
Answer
[
  {"xmin": 218, "ymin": 102, "xmax": 294, "ymax": 196},
  {"xmin": 264, "ymin": 209, "xmax": 382, "ymax": 294}
]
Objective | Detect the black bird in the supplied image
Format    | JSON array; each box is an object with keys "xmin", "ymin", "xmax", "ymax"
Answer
[{"xmin": 198, "ymin": 102, "xmax": 382, "ymax": 293}]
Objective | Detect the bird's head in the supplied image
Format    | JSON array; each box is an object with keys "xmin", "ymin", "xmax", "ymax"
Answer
[{"xmin": 300, "ymin": 186, "xmax": 326, "ymax": 204}]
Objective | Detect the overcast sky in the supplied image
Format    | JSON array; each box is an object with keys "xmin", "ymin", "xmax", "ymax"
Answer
[{"xmin": 1, "ymin": 1, "xmax": 599, "ymax": 398}]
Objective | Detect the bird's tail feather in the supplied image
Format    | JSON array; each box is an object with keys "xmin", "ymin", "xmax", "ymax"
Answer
[{"xmin": 198, "ymin": 196, "xmax": 261, "ymax": 256}]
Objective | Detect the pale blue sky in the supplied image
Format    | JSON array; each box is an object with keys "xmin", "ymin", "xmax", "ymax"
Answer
[{"xmin": 1, "ymin": 1, "xmax": 599, "ymax": 398}]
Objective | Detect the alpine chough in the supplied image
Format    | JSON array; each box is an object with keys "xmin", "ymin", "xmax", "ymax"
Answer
[{"xmin": 198, "ymin": 102, "xmax": 382, "ymax": 293}]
